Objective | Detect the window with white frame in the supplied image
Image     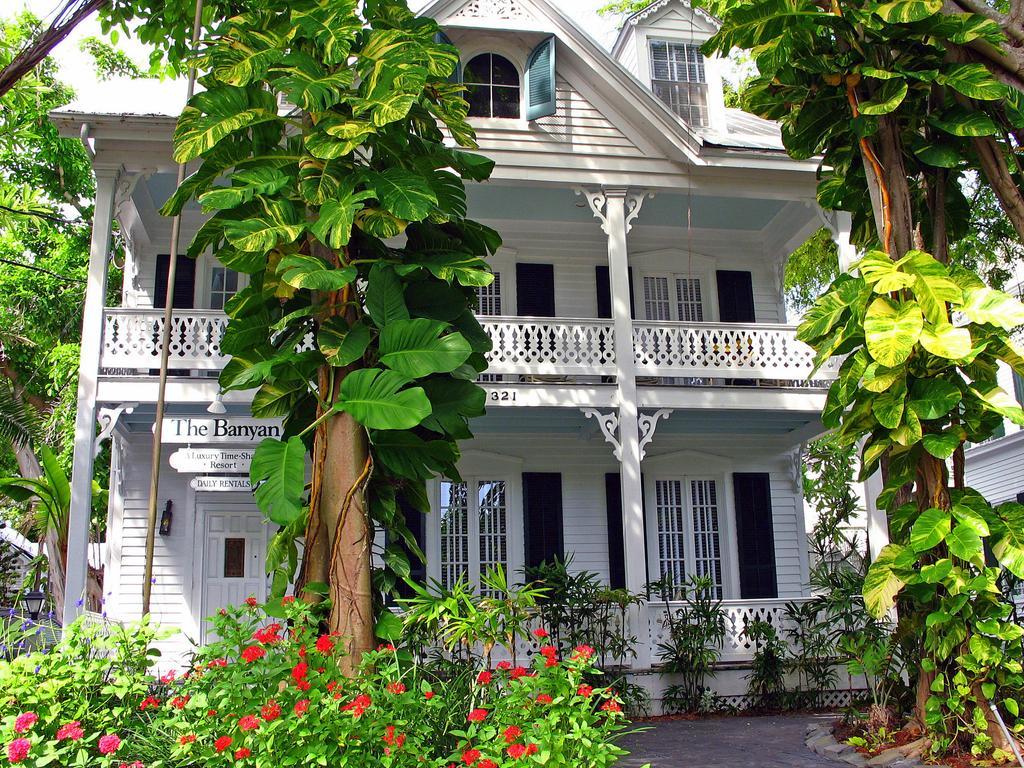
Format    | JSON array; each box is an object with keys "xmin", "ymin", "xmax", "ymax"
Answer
[
  {"xmin": 649, "ymin": 40, "xmax": 708, "ymax": 127},
  {"xmin": 652, "ymin": 478, "xmax": 724, "ymax": 599},
  {"xmin": 210, "ymin": 266, "xmax": 239, "ymax": 310},
  {"xmin": 439, "ymin": 477, "xmax": 510, "ymax": 595},
  {"xmin": 476, "ymin": 272, "xmax": 502, "ymax": 316},
  {"xmin": 643, "ymin": 274, "xmax": 705, "ymax": 322}
]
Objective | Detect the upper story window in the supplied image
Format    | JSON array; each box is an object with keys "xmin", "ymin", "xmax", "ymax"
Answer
[
  {"xmin": 649, "ymin": 40, "xmax": 708, "ymax": 127},
  {"xmin": 210, "ymin": 266, "xmax": 239, "ymax": 310},
  {"xmin": 464, "ymin": 53, "xmax": 520, "ymax": 118}
]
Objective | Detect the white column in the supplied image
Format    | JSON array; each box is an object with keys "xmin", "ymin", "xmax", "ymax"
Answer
[
  {"xmin": 604, "ymin": 188, "xmax": 651, "ymax": 668},
  {"xmin": 863, "ymin": 469, "xmax": 888, "ymax": 561},
  {"xmin": 831, "ymin": 210, "xmax": 857, "ymax": 273},
  {"xmin": 64, "ymin": 166, "xmax": 119, "ymax": 622}
]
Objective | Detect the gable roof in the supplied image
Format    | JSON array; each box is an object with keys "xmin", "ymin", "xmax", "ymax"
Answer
[
  {"xmin": 610, "ymin": 0, "xmax": 720, "ymax": 58},
  {"xmin": 419, "ymin": 0, "xmax": 706, "ymax": 163}
]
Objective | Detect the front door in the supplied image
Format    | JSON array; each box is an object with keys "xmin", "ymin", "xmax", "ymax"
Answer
[{"xmin": 200, "ymin": 494, "xmax": 267, "ymax": 642}]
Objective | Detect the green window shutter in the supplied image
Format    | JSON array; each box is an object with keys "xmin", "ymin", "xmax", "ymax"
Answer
[
  {"xmin": 525, "ymin": 36, "xmax": 556, "ymax": 120},
  {"xmin": 434, "ymin": 30, "xmax": 461, "ymax": 83}
]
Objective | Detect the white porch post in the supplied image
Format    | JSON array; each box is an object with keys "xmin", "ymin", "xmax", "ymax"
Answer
[
  {"xmin": 582, "ymin": 186, "xmax": 651, "ymax": 668},
  {"xmin": 830, "ymin": 210, "xmax": 857, "ymax": 274},
  {"xmin": 64, "ymin": 166, "xmax": 119, "ymax": 622},
  {"xmin": 863, "ymin": 469, "xmax": 889, "ymax": 561}
]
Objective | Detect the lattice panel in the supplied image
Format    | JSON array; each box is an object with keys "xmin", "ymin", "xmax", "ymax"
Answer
[
  {"xmin": 649, "ymin": 598, "xmax": 802, "ymax": 660},
  {"xmin": 102, "ymin": 310, "xmax": 229, "ymax": 371},
  {"xmin": 633, "ymin": 322, "xmax": 840, "ymax": 380},
  {"xmin": 480, "ymin": 317, "xmax": 616, "ymax": 376}
]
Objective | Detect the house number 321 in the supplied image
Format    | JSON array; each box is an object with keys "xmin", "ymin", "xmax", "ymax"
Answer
[{"xmin": 487, "ymin": 390, "xmax": 517, "ymax": 402}]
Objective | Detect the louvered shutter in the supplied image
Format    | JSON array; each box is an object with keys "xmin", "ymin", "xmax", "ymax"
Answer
[
  {"xmin": 433, "ymin": 30, "xmax": 461, "ymax": 83},
  {"xmin": 523, "ymin": 472, "xmax": 564, "ymax": 571},
  {"xmin": 393, "ymin": 496, "xmax": 427, "ymax": 600},
  {"xmin": 604, "ymin": 472, "xmax": 647, "ymax": 589},
  {"xmin": 732, "ymin": 472, "xmax": 778, "ymax": 599},
  {"xmin": 525, "ymin": 36, "xmax": 556, "ymax": 120},
  {"xmin": 595, "ymin": 265, "xmax": 635, "ymax": 319},
  {"xmin": 154, "ymin": 254, "xmax": 196, "ymax": 309},
  {"xmin": 516, "ymin": 263, "xmax": 555, "ymax": 317},
  {"xmin": 715, "ymin": 270, "xmax": 755, "ymax": 323}
]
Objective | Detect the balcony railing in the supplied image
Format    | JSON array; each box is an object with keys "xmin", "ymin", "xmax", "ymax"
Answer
[{"xmin": 100, "ymin": 309, "xmax": 835, "ymax": 383}]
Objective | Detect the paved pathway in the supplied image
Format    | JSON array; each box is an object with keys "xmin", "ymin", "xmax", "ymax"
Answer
[{"xmin": 618, "ymin": 713, "xmax": 839, "ymax": 768}]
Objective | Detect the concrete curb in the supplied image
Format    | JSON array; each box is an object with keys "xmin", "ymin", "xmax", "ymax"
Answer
[{"xmin": 803, "ymin": 722, "xmax": 950, "ymax": 768}]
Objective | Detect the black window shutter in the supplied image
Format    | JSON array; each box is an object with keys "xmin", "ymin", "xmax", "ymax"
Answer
[
  {"xmin": 516, "ymin": 263, "xmax": 555, "ymax": 317},
  {"xmin": 393, "ymin": 496, "xmax": 427, "ymax": 600},
  {"xmin": 605, "ymin": 473, "xmax": 626, "ymax": 589},
  {"xmin": 1017, "ymin": 491, "xmax": 1024, "ymax": 504},
  {"xmin": 595, "ymin": 265, "xmax": 635, "ymax": 320},
  {"xmin": 732, "ymin": 472, "xmax": 777, "ymax": 599},
  {"xmin": 716, "ymin": 270, "xmax": 755, "ymax": 323},
  {"xmin": 523, "ymin": 472, "xmax": 564, "ymax": 570},
  {"xmin": 155, "ymin": 254, "xmax": 197, "ymax": 309}
]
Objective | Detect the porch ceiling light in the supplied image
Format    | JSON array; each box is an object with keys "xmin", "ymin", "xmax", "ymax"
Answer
[{"xmin": 207, "ymin": 392, "xmax": 227, "ymax": 414}]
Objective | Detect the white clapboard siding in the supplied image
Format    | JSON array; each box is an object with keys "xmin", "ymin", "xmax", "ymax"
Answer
[
  {"xmin": 966, "ymin": 433, "xmax": 1024, "ymax": 504},
  {"xmin": 769, "ymin": 473, "xmax": 805, "ymax": 597}
]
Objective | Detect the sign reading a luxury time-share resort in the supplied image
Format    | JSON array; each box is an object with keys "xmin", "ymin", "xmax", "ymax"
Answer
[{"xmin": 169, "ymin": 447, "xmax": 255, "ymax": 474}]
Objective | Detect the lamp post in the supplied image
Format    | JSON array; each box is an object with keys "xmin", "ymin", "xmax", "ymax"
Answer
[{"xmin": 21, "ymin": 589, "xmax": 45, "ymax": 621}]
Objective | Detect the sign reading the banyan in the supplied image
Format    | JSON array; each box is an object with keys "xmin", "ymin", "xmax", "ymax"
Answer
[{"xmin": 159, "ymin": 417, "xmax": 283, "ymax": 444}]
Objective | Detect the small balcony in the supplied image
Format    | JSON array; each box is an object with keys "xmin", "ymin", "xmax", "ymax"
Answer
[{"xmin": 99, "ymin": 309, "xmax": 836, "ymax": 385}]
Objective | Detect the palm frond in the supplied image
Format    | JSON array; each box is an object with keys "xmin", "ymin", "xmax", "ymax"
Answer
[{"xmin": 0, "ymin": 381, "xmax": 41, "ymax": 448}]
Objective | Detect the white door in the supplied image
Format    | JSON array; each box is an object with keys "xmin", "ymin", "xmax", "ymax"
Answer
[{"xmin": 200, "ymin": 494, "xmax": 268, "ymax": 641}]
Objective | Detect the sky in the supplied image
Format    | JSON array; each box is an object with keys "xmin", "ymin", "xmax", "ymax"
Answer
[{"xmin": 17, "ymin": 0, "xmax": 622, "ymax": 112}]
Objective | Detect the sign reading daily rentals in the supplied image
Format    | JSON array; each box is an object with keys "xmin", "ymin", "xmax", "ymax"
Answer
[
  {"xmin": 169, "ymin": 447, "xmax": 255, "ymax": 474},
  {"xmin": 159, "ymin": 417, "xmax": 283, "ymax": 444},
  {"xmin": 189, "ymin": 476, "xmax": 253, "ymax": 492}
]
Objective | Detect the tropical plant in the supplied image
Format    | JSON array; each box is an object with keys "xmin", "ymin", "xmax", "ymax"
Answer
[
  {"xmin": 743, "ymin": 619, "xmax": 788, "ymax": 712},
  {"xmin": 841, "ymin": 629, "xmax": 908, "ymax": 732},
  {"xmin": 159, "ymin": 0, "xmax": 499, "ymax": 668},
  {"xmin": 649, "ymin": 574, "xmax": 726, "ymax": 713},
  {"xmin": 782, "ymin": 600, "xmax": 838, "ymax": 709}
]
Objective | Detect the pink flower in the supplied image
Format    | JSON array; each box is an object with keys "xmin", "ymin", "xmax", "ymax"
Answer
[
  {"xmin": 56, "ymin": 722, "xmax": 84, "ymax": 741},
  {"xmin": 6, "ymin": 739, "xmax": 30, "ymax": 764},
  {"xmin": 467, "ymin": 708, "xmax": 488, "ymax": 723},
  {"xmin": 13, "ymin": 713, "xmax": 37, "ymax": 734},
  {"xmin": 238, "ymin": 715, "xmax": 260, "ymax": 732},
  {"xmin": 98, "ymin": 734, "xmax": 122, "ymax": 755},
  {"xmin": 160, "ymin": 671, "xmax": 177, "ymax": 684},
  {"xmin": 119, "ymin": 762, "xmax": 144, "ymax": 768}
]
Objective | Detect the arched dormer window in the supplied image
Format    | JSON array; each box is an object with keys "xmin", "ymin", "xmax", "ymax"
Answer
[{"xmin": 464, "ymin": 53, "xmax": 520, "ymax": 118}]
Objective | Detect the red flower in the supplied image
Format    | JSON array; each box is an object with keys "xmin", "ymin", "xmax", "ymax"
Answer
[
  {"xmin": 382, "ymin": 726, "xmax": 406, "ymax": 748},
  {"xmin": 377, "ymin": 643, "xmax": 396, "ymax": 652},
  {"xmin": 291, "ymin": 661, "xmax": 308, "ymax": 682},
  {"xmin": 56, "ymin": 722, "xmax": 84, "ymax": 741},
  {"xmin": 261, "ymin": 701, "xmax": 281, "ymax": 721},
  {"xmin": 341, "ymin": 693, "xmax": 372, "ymax": 718},
  {"xmin": 315, "ymin": 635, "xmax": 334, "ymax": 654},
  {"xmin": 120, "ymin": 761, "xmax": 144, "ymax": 768},
  {"xmin": 252, "ymin": 623, "xmax": 282, "ymax": 644},
  {"xmin": 536, "ymin": 694, "xmax": 553, "ymax": 704},
  {"xmin": 507, "ymin": 744, "xmax": 528, "ymax": 760},
  {"xmin": 467, "ymin": 708, "xmax": 488, "ymax": 723},
  {"xmin": 171, "ymin": 695, "xmax": 190, "ymax": 710},
  {"xmin": 207, "ymin": 710, "xmax": 217, "ymax": 718},
  {"xmin": 6, "ymin": 738, "xmax": 30, "ymax": 764},
  {"xmin": 296, "ymin": 679, "xmax": 311, "ymax": 691},
  {"xmin": 98, "ymin": 734, "xmax": 122, "ymax": 755},
  {"xmin": 234, "ymin": 748, "xmax": 251, "ymax": 760},
  {"xmin": 533, "ymin": 628, "xmax": 549, "ymax": 639},
  {"xmin": 238, "ymin": 715, "xmax": 260, "ymax": 732},
  {"xmin": 461, "ymin": 748, "xmax": 481, "ymax": 765},
  {"xmin": 294, "ymin": 699, "xmax": 310, "ymax": 716},
  {"xmin": 476, "ymin": 671, "xmax": 492, "ymax": 685},
  {"xmin": 214, "ymin": 736, "xmax": 233, "ymax": 753},
  {"xmin": 526, "ymin": 744, "xmax": 538, "ymax": 755},
  {"xmin": 509, "ymin": 666, "xmax": 529, "ymax": 680},
  {"xmin": 503, "ymin": 726, "xmax": 522, "ymax": 743},
  {"xmin": 244, "ymin": 596, "xmax": 258, "ymax": 608},
  {"xmin": 207, "ymin": 658, "xmax": 228, "ymax": 668},
  {"xmin": 160, "ymin": 670, "xmax": 177, "ymax": 684},
  {"xmin": 424, "ymin": 691, "xmax": 435, "ymax": 700},
  {"xmin": 496, "ymin": 661, "xmax": 511, "ymax": 670},
  {"xmin": 545, "ymin": 656, "xmax": 558, "ymax": 667},
  {"xmin": 386, "ymin": 681, "xmax": 406, "ymax": 694},
  {"xmin": 281, "ymin": 595, "xmax": 296, "ymax": 605},
  {"xmin": 572, "ymin": 644, "xmax": 595, "ymax": 660},
  {"xmin": 479, "ymin": 761, "xmax": 497, "ymax": 768},
  {"xmin": 178, "ymin": 735, "xmax": 196, "ymax": 745},
  {"xmin": 13, "ymin": 713, "xmax": 37, "ymax": 733},
  {"xmin": 577, "ymin": 684, "xmax": 593, "ymax": 697},
  {"xmin": 601, "ymin": 699, "xmax": 623, "ymax": 713},
  {"xmin": 539, "ymin": 645, "xmax": 557, "ymax": 658},
  {"xmin": 241, "ymin": 646, "xmax": 265, "ymax": 663}
]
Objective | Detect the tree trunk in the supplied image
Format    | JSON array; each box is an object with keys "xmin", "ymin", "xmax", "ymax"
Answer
[{"xmin": 319, "ymin": 410, "xmax": 374, "ymax": 675}]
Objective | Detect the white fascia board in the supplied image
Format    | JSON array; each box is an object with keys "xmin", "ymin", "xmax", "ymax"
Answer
[{"xmin": 637, "ymin": 385, "xmax": 828, "ymax": 412}]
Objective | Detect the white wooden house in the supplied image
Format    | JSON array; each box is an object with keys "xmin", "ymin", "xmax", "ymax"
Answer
[{"xmin": 52, "ymin": 0, "xmax": 858, "ymax": 703}]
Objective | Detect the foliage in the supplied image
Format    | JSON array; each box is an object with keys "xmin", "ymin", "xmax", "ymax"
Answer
[
  {"xmin": 841, "ymin": 630, "xmax": 906, "ymax": 721},
  {"xmin": 649, "ymin": 575, "xmax": 725, "ymax": 713},
  {"xmin": 782, "ymin": 600, "xmax": 838, "ymax": 709},
  {"xmin": 0, "ymin": 536, "xmax": 26, "ymax": 606},
  {"xmin": 78, "ymin": 37, "xmax": 148, "ymax": 80},
  {"xmin": 0, "ymin": 617, "xmax": 161, "ymax": 766},
  {"xmin": 797, "ymin": 250, "xmax": 1024, "ymax": 752},
  {"xmin": 742, "ymin": 619, "xmax": 787, "ymax": 711}
]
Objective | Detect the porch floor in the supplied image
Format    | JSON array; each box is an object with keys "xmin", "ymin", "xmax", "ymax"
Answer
[{"xmin": 618, "ymin": 713, "xmax": 838, "ymax": 767}]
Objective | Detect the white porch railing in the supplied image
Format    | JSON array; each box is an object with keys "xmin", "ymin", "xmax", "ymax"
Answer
[
  {"xmin": 100, "ymin": 309, "xmax": 833, "ymax": 384},
  {"xmin": 633, "ymin": 321, "xmax": 839, "ymax": 381},
  {"xmin": 648, "ymin": 597, "xmax": 809, "ymax": 663}
]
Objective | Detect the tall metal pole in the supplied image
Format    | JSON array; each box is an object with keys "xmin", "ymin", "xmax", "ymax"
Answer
[{"xmin": 141, "ymin": 0, "xmax": 205, "ymax": 615}]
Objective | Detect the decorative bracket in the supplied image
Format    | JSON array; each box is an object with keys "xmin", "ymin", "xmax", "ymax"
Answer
[
  {"xmin": 638, "ymin": 409, "xmax": 673, "ymax": 460},
  {"xmin": 113, "ymin": 171, "xmax": 152, "ymax": 224},
  {"xmin": 575, "ymin": 187, "xmax": 653, "ymax": 235},
  {"xmin": 789, "ymin": 444, "xmax": 805, "ymax": 494},
  {"xmin": 581, "ymin": 408, "xmax": 621, "ymax": 460},
  {"xmin": 94, "ymin": 402, "xmax": 137, "ymax": 457}
]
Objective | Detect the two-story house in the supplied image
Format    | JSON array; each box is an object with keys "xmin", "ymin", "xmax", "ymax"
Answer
[{"xmin": 52, "ymin": 0, "xmax": 856, "ymax": 705}]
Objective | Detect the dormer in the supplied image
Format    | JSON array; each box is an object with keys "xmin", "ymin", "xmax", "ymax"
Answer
[{"xmin": 611, "ymin": 0, "xmax": 727, "ymax": 134}]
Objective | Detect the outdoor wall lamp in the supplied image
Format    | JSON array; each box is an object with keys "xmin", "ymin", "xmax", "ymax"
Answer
[
  {"xmin": 159, "ymin": 500, "xmax": 174, "ymax": 536},
  {"xmin": 21, "ymin": 589, "xmax": 45, "ymax": 621}
]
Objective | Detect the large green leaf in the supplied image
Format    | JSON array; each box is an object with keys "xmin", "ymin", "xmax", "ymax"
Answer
[
  {"xmin": 951, "ymin": 501, "xmax": 991, "ymax": 537},
  {"xmin": 863, "ymin": 543, "xmax": 909, "ymax": 618},
  {"xmin": 378, "ymin": 318, "xmax": 472, "ymax": 378},
  {"xmin": 969, "ymin": 383, "xmax": 1024, "ymax": 425},
  {"xmin": 873, "ymin": 0, "xmax": 942, "ymax": 22},
  {"xmin": 857, "ymin": 251, "xmax": 916, "ymax": 293},
  {"xmin": 938, "ymin": 63, "xmax": 1007, "ymax": 101},
  {"xmin": 919, "ymin": 323, "xmax": 972, "ymax": 360},
  {"xmin": 173, "ymin": 86, "xmax": 280, "ymax": 163},
  {"xmin": 864, "ymin": 297, "xmax": 923, "ymax": 366},
  {"xmin": 871, "ymin": 379, "xmax": 906, "ymax": 429},
  {"xmin": 858, "ymin": 79, "xmax": 908, "ymax": 116},
  {"xmin": 277, "ymin": 254, "xmax": 356, "ymax": 291},
  {"xmin": 274, "ymin": 51, "xmax": 354, "ymax": 111},
  {"xmin": 210, "ymin": 24, "xmax": 285, "ymax": 86},
  {"xmin": 420, "ymin": 378, "xmax": 486, "ymax": 439},
  {"xmin": 309, "ymin": 191, "xmax": 374, "ymax": 248},
  {"xmin": 334, "ymin": 368, "xmax": 431, "ymax": 430},
  {"xmin": 250, "ymin": 436, "xmax": 307, "ymax": 525},
  {"xmin": 369, "ymin": 430, "xmax": 457, "ymax": 480},
  {"xmin": 960, "ymin": 286, "xmax": 1024, "ymax": 330},
  {"xmin": 946, "ymin": 523, "xmax": 984, "ymax": 565},
  {"xmin": 198, "ymin": 167, "xmax": 291, "ymax": 211},
  {"xmin": 910, "ymin": 507, "xmax": 950, "ymax": 552},
  {"xmin": 223, "ymin": 198, "xmax": 305, "ymax": 252},
  {"xmin": 366, "ymin": 264, "xmax": 410, "ymax": 326},
  {"xmin": 903, "ymin": 250, "xmax": 960, "ymax": 324},
  {"xmin": 364, "ymin": 168, "xmax": 437, "ymax": 220},
  {"xmin": 318, "ymin": 318, "xmax": 371, "ymax": 367},
  {"xmin": 291, "ymin": 0, "xmax": 360, "ymax": 65},
  {"xmin": 298, "ymin": 159, "xmax": 346, "ymax": 206},
  {"xmin": 928, "ymin": 107, "xmax": 999, "ymax": 137},
  {"xmin": 908, "ymin": 378, "xmax": 962, "ymax": 420},
  {"xmin": 797, "ymin": 277, "xmax": 863, "ymax": 342},
  {"xmin": 992, "ymin": 503, "xmax": 1024, "ymax": 578},
  {"xmin": 922, "ymin": 430, "xmax": 963, "ymax": 460}
]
